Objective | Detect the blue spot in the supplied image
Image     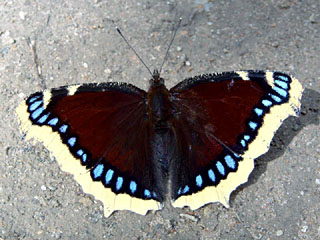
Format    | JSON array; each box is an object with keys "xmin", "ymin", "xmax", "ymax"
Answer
[
  {"xmin": 68, "ymin": 137, "xmax": 76, "ymax": 147},
  {"xmin": 37, "ymin": 113, "xmax": 50, "ymax": 124},
  {"xmin": 31, "ymin": 107, "xmax": 44, "ymax": 119},
  {"xmin": 29, "ymin": 100, "xmax": 42, "ymax": 111},
  {"xmin": 129, "ymin": 181, "xmax": 137, "ymax": 194},
  {"xmin": 269, "ymin": 94, "xmax": 282, "ymax": 103},
  {"xmin": 105, "ymin": 169, "xmax": 114, "ymax": 184},
  {"xmin": 254, "ymin": 108, "xmax": 263, "ymax": 116},
  {"xmin": 196, "ymin": 175, "xmax": 203, "ymax": 187},
  {"xmin": 177, "ymin": 188, "xmax": 182, "ymax": 195},
  {"xmin": 116, "ymin": 177, "xmax": 123, "ymax": 191},
  {"xmin": 275, "ymin": 80, "xmax": 288, "ymax": 89},
  {"xmin": 249, "ymin": 121, "xmax": 258, "ymax": 130},
  {"xmin": 262, "ymin": 99, "xmax": 272, "ymax": 107},
  {"xmin": 224, "ymin": 155, "xmax": 236, "ymax": 169},
  {"xmin": 28, "ymin": 96, "xmax": 40, "ymax": 103},
  {"xmin": 244, "ymin": 135, "xmax": 250, "ymax": 141},
  {"xmin": 77, "ymin": 149, "xmax": 84, "ymax": 156},
  {"xmin": 59, "ymin": 124, "xmax": 68, "ymax": 133},
  {"xmin": 81, "ymin": 153, "xmax": 87, "ymax": 163},
  {"xmin": 208, "ymin": 169, "xmax": 216, "ymax": 182},
  {"xmin": 144, "ymin": 189, "xmax": 151, "ymax": 198},
  {"xmin": 48, "ymin": 117, "xmax": 59, "ymax": 126},
  {"xmin": 182, "ymin": 185, "xmax": 189, "ymax": 194},
  {"xmin": 273, "ymin": 86, "xmax": 288, "ymax": 98},
  {"xmin": 93, "ymin": 164, "xmax": 104, "ymax": 179},
  {"xmin": 240, "ymin": 139, "xmax": 246, "ymax": 147},
  {"xmin": 216, "ymin": 161, "xmax": 225, "ymax": 175},
  {"xmin": 278, "ymin": 75, "xmax": 289, "ymax": 82},
  {"xmin": 152, "ymin": 192, "xmax": 157, "ymax": 198}
]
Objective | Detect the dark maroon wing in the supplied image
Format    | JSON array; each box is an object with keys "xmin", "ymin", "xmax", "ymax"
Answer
[
  {"xmin": 169, "ymin": 71, "xmax": 302, "ymax": 207},
  {"xmin": 23, "ymin": 82, "xmax": 163, "ymax": 202}
]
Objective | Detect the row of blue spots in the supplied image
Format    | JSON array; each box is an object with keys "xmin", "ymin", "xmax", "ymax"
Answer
[
  {"xmin": 26, "ymin": 95, "xmax": 91, "ymax": 173},
  {"xmin": 177, "ymin": 185, "xmax": 190, "ymax": 195},
  {"xmin": 76, "ymin": 148, "xmax": 87, "ymax": 164},
  {"xmin": 240, "ymin": 134, "xmax": 251, "ymax": 148},
  {"xmin": 91, "ymin": 165, "xmax": 150, "ymax": 197}
]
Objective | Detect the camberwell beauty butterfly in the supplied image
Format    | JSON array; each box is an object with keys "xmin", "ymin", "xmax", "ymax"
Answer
[{"xmin": 16, "ymin": 23, "xmax": 303, "ymax": 217}]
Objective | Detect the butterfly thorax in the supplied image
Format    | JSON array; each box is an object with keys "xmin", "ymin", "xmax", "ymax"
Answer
[{"xmin": 147, "ymin": 75, "xmax": 173, "ymax": 133}]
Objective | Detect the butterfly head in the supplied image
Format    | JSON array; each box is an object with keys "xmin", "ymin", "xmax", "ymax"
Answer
[{"xmin": 149, "ymin": 69, "xmax": 165, "ymax": 87}]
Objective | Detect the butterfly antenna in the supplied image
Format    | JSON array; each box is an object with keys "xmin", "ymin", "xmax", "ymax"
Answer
[
  {"xmin": 115, "ymin": 26, "xmax": 154, "ymax": 77},
  {"xmin": 159, "ymin": 17, "xmax": 182, "ymax": 75}
]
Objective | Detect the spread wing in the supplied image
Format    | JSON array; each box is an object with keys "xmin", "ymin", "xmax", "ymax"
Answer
[
  {"xmin": 169, "ymin": 71, "xmax": 303, "ymax": 210},
  {"xmin": 16, "ymin": 82, "xmax": 163, "ymax": 217}
]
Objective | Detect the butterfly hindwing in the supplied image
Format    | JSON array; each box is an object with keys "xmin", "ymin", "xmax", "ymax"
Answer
[
  {"xmin": 16, "ymin": 82, "xmax": 163, "ymax": 217},
  {"xmin": 169, "ymin": 71, "xmax": 303, "ymax": 210}
]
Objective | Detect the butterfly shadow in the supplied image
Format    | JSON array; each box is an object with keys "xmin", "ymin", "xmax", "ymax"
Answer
[{"xmin": 230, "ymin": 88, "xmax": 320, "ymax": 203}]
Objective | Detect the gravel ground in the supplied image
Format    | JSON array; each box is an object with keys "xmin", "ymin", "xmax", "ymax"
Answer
[{"xmin": 1, "ymin": 0, "xmax": 319, "ymax": 239}]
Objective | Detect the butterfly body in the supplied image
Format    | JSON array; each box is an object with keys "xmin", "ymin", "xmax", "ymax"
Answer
[{"xmin": 16, "ymin": 70, "xmax": 303, "ymax": 217}]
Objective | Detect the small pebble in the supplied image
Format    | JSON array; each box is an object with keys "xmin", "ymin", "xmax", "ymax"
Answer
[
  {"xmin": 83, "ymin": 62, "xmax": 88, "ymax": 68},
  {"xmin": 19, "ymin": 11, "xmax": 26, "ymax": 20},
  {"xmin": 18, "ymin": 92, "xmax": 25, "ymax": 98},
  {"xmin": 40, "ymin": 185, "xmax": 46, "ymax": 191},
  {"xmin": 276, "ymin": 230, "xmax": 283, "ymax": 236},
  {"xmin": 104, "ymin": 68, "xmax": 112, "ymax": 75},
  {"xmin": 79, "ymin": 197, "xmax": 93, "ymax": 207},
  {"xmin": 176, "ymin": 46, "xmax": 182, "ymax": 52},
  {"xmin": 315, "ymin": 178, "xmax": 320, "ymax": 185},
  {"xmin": 185, "ymin": 61, "xmax": 191, "ymax": 66},
  {"xmin": 301, "ymin": 225, "xmax": 308, "ymax": 233},
  {"xmin": 180, "ymin": 213, "xmax": 198, "ymax": 222}
]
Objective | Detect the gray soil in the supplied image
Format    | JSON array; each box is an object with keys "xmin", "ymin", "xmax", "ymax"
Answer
[{"xmin": 1, "ymin": 0, "xmax": 319, "ymax": 239}]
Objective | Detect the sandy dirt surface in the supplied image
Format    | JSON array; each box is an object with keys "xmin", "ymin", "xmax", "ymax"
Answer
[{"xmin": 1, "ymin": 0, "xmax": 319, "ymax": 239}]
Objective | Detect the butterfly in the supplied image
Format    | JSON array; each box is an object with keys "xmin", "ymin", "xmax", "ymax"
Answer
[{"xmin": 16, "ymin": 23, "xmax": 303, "ymax": 217}]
